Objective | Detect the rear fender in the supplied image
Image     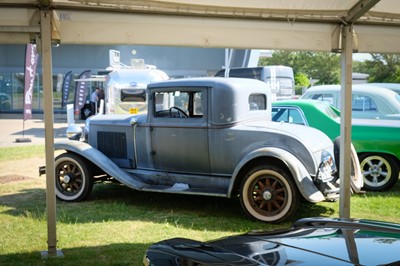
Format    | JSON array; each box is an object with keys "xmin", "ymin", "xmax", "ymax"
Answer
[
  {"xmin": 229, "ymin": 147, "xmax": 325, "ymax": 202},
  {"xmin": 55, "ymin": 140, "xmax": 146, "ymax": 189}
]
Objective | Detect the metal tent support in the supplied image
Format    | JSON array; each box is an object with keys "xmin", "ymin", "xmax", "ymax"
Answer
[
  {"xmin": 339, "ymin": 25, "xmax": 354, "ymax": 219},
  {"xmin": 39, "ymin": 9, "xmax": 63, "ymax": 259}
]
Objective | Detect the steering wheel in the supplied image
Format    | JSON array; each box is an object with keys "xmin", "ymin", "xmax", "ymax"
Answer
[{"xmin": 169, "ymin": 106, "xmax": 188, "ymax": 118}]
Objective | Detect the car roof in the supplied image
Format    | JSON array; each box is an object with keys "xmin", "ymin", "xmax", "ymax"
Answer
[
  {"xmin": 363, "ymin": 83, "xmax": 400, "ymax": 94},
  {"xmin": 147, "ymin": 76, "xmax": 267, "ymax": 90},
  {"xmin": 273, "ymin": 99, "xmax": 340, "ymax": 111},
  {"xmin": 303, "ymin": 84, "xmax": 399, "ymax": 96},
  {"xmin": 273, "ymin": 99, "xmax": 329, "ymax": 107}
]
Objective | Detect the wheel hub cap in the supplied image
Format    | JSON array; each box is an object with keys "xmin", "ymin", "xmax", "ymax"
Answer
[
  {"xmin": 371, "ymin": 165, "xmax": 380, "ymax": 177},
  {"xmin": 263, "ymin": 190, "xmax": 272, "ymax": 200},
  {"xmin": 63, "ymin": 174, "xmax": 72, "ymax": 184}
]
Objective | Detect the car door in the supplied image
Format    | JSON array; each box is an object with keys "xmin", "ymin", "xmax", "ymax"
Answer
[{"xmin": 149, "ymin": 88, "xmax": 210, "ymax": 174}]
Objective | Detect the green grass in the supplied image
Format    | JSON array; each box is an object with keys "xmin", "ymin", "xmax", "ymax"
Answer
[
  {"xmin": 0, "ymin": 145, "xmax": 45, "ymax": 161},
  {"xmin": 0, "ymin": 145, "xmax": 399, "ymax": 265}
]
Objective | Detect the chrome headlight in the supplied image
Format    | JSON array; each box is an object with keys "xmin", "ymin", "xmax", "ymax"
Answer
[
  {"xmin": 317, "ymin": 150, "xmax": 336, "ymax": 182},
  {"xmin": 66, "ymin": 124, "xmax": 82, "ymax": 140}
]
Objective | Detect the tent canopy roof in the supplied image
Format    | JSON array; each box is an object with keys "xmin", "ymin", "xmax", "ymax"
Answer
[{"xmin": 0, "ymin": 0, "xmax": 400, "ymax": 52}]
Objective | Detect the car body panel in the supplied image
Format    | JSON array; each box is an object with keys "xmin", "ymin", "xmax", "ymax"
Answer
[{"xmin": 144, "ymin": 217, "xmax": 400, "ymax": 265}]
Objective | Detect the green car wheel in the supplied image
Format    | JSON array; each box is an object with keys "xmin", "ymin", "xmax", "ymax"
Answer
[{"xmin": 360, "ymin": 153, "xmax": 399, "ymax": 191}]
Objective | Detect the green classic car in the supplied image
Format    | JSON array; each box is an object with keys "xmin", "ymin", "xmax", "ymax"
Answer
[{"xmin": 272, "ymin": 99, "xmax": 400, "ymax": 191}]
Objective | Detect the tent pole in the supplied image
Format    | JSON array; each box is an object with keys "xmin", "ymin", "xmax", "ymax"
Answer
[
  {"xmin": 339, "ymin": 25, "xmax": 353, "ymax": 219},
  {"xmin": 39, "ymin": 9, "xmax": 63, "ymax": 258}
]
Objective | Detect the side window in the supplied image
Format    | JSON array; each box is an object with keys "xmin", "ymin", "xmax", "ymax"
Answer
[
  {"xmin": 352, "ymin": 94, "xmax": 377, "ymax": 111},
  {"xmin": 193, "ymin": 92, "xmax": 203, "ymax": 116},
  {"xmin": 154, "ymin": 90, "xmax": 203, "ymax": 118},
  {"xmin": 272, "ymin": 107, "xmax": 306, "ymax": 125},
  {"xmin": 310, "ymin": 93, "xmax": 334, "ymax": 105},
  {"xmin": 289, "ymin": 109, "xmax": 306, "ymax": 125},
  {"xmin": 249, "ymin": 94, "xmax": 266, "ymax": 110}
]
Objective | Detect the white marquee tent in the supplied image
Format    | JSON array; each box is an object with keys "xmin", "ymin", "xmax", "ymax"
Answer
[
  {"xmin": 1, "ymin": 0, "xmax": 399, "ymax": 257},
  {"xmin": 1, "ymin": 0, "xmax": 400, "ymax": 52}
]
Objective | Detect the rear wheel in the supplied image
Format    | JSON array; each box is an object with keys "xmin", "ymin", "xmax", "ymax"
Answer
[
  {"xmin": 55, "ymin": 153, "xmax": 93, "ymax": 201},
  {"xmin": 240, "ymin": 165, "xmax": 299, "ymax": 223},
  {"xmin": 359, "ymin": 153, "xmax": 399, "ymax": 191}
]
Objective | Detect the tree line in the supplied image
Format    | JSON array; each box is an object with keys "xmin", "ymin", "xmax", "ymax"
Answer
[{"xmin": 259, "ymin": 51, "xmax": 400, "ymax": 88}]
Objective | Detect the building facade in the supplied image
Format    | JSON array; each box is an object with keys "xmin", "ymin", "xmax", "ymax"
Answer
[{"xmin": 0, "ymin": 44, "xmax": 227, "ymax": 114}]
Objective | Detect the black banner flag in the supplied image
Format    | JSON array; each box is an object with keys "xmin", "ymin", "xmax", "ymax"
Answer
[
  {"xmin": 61, "ymin": 71, "xmax": 73, "ymax": 108},
  {"xmin": 73, "ymin": 70, "xmax": 91, "ymax": 114},
  {"xmin": 23, "ymin": 44, "xmax": 39, "ymax": 120}
]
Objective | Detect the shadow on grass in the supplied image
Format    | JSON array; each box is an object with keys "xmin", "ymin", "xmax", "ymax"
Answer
[
  {"xmin": 0, "ymin": 181, "xmax": 336, "ymax": 231},
  {"xmin": 9, "ymin": 126, "xmax": 68, "ymax": 139},
  {"xmin": 0, "ymin": 242, "xmax": 147, "ymax": 266}
]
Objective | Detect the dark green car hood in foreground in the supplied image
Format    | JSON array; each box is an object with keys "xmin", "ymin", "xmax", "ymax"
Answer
[{"xmin": 144, "ymin": 217, "xmax": 400, "ymax": 265}]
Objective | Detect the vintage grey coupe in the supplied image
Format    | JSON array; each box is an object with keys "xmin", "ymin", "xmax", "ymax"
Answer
[{"xmin": 55, "ymin": 77, "xmax": 341, "ymax": 222}]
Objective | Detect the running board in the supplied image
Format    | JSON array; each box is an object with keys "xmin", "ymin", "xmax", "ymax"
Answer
[{"xmin": 140, "ymin": 183, "xmax": 228, "ymax": 197}]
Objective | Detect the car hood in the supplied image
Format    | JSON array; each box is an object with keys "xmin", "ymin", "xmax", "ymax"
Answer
[{"xmin": 145, "ymin": 218, "xmax": 400, "ymax": 265}]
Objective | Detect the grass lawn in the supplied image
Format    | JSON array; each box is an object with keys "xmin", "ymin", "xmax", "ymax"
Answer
[{"xmin": 0, "ymin": 145, "xmax": 399, "ymax": 265}]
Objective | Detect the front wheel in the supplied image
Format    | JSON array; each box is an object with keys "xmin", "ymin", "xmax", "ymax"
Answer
[
  {"xmin": 240, "ymin": 165, "xmax": 299, "ymax": 223},
  {"xmin": 55, "ymin": 153, "xmax": 94, "ymax": 201},
  {"xmin": 359, "ymin": 153, "xmax": 399, "ymax": 191}
]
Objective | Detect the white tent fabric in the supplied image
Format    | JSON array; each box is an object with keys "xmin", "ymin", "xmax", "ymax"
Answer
[
  {"xmin": 0, "ymin": 0, "xmax": 398, "ymax": 257},
  {"xmin": 0, "ymin": 0, "xmax": 400, "ymax": 52}
]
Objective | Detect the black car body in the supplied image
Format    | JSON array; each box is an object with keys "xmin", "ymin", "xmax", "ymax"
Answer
[{"xmin": 144, "ymin": 217, "xmax": 400, "ymax": 265}]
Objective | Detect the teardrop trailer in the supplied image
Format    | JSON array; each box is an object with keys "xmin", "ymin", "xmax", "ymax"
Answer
[
  {"xmin": 78, "ymin": 60, "xmax": 169, "ymax": 119},
  {"xmin": 47, "ymin": 77, "xmax": 362, "ymax": 222}
]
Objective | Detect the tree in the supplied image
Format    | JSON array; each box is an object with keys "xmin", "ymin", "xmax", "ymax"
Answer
[
  {"xmin": 259, "ymin": 50, "xmax": 341, "ymax": 85},
  {"xmin": 295, "ymin": 72, "xmax": 310, "ymax": 87},
  {"xmin": 353, "ymin": 53, "xmax": 400, "ymax": 82}
]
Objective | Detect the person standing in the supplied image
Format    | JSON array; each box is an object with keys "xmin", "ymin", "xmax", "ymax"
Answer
[{"xmin": 90, "ymin": 87, "xmax": 99, "ymax": 116}]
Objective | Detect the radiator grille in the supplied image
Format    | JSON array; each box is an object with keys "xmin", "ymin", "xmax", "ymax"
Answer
[{"xmin": 97, "ymin": 131, "xmax": 127, "ymax": 159}]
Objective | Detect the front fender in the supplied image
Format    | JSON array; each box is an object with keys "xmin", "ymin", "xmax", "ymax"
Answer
[
  {"xmin": 228, "ymin": 147, "xmax": 325, "ymax": 202},
  {"xmin": 55, "ymin": 140, "xmax": 146, "ymax": 189}
]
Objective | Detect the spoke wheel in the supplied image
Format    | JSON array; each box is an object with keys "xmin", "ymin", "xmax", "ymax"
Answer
[
  {"xmin": 55, "ymin": 153, "xmax": 93, "ymax": 201},
  {"xmin": 240, "ymin": 165, "xmax": 299, "ymax": 223},
  {"xmin": 360, "ymin": 154, "xmax": 399, "ymax": 191}
]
